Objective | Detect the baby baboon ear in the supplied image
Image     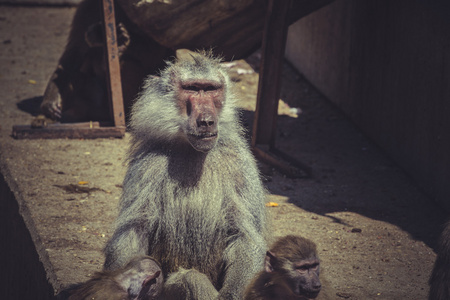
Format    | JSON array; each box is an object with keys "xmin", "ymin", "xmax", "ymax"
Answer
[{"xmin": 265, "ymin": 251, "xmax": 276, "ymax": 273}]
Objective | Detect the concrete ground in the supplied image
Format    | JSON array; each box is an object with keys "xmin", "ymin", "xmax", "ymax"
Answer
[{"xmin": 0, "ymin": 4, "xmax": 447, "ymax": 300}]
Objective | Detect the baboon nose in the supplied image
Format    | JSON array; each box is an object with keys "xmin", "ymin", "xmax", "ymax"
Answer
[{"xmin": 197, "ymin": 115, "xmax": 215, "ymax": 127}]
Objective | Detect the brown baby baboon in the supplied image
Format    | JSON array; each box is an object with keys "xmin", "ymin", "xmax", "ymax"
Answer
[
  {"xmin": 56, "ymin": 256, "xmax": 163, "ymax": 300},
  {"xmin": 41, "ymin": 0, "xmax": 173, "ymax": 122},
  {"xmin": 103, "ymin": 51, "xmax": 268, "ymax": 300},
  {"xmin": 244, "ymin": 235, "xmax": 322, "ymax": 300},
  {"xmin": 429, "ymin": 221, "xmax": 450, "ymax": 300}
]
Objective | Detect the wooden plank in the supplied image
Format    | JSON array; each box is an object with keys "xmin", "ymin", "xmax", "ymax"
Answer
[
  {"xmin": 287, "ymin": 0, "xmax": 336, "ymax": 24},
  {"xmin": 251, "ymin": 0, "xmax": 291, "ymax": 148},
  {"xmin": 0, "ymin": 0, "xmax": 81, "ymax": 5},
  {"xmin": 102, "ymin": 0, "xmax": 126, "ymax": 128},
  {"xmin": 12, "ymin": 123, "xmax": 125, "ymax": 139},
  {"xmin": 117, "ymin": 0, "xmax": 335, "ymax": 60}
]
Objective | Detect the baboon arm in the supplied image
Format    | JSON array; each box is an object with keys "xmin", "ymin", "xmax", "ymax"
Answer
[
  {"xmin": 41, "ymin": 76, "xmax": 63, "ymax": 119},
  {"xmin": 164, "ymin": 268, "xmax": 219, "ymax": 300},
  {"xmin": 219, "ymin": 237, "xmax": 266, "ymax": 300},
  {"xmin": 104, "ymin": 223, "xmax": 150, "ymax": 270},
  {"xmin": 104, "ymin": 165, "xmax": 162, "ymax": 270}
]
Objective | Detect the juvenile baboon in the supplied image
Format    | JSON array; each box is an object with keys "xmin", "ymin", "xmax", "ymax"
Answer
[
  {"xmin": 244, "ymin": 235, "xmax": 322, "ymax": 300},
  {"xmin": 56, "ymin": 256, "xmax": 163, "ymax": 300},
  {"xmin": 103, "ymin": 51, "xmax": 268, "ymax": 299},
  {"xmin": 429, "ymin": 221, "xmax": 450, "ymax": 300},
  {"xmin": 41, "ymin": 0, "xmax": 173, "ymax": 122}
]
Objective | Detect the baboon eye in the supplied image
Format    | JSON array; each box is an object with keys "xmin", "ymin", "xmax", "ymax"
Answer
[
  {"xmin": 182, "ymin": 85, "xmax": 221, "ymax": 92},
  {"xmin": 204, "ymin": 85, "xmax": 220, "ymax": 91},
  {"xmin": 295, "ymin": 262, "xmax": 319, "ymax": 271},
  {"xmin": 183, "ymin": 85, "xmax": 201, "ymax": 91}
]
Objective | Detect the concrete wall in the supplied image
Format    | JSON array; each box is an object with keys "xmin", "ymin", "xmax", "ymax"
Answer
[
  {"xmin": 285, "ymin": 0, "xmax": 450, "ymax": 210},
  {"xmin": 0, "ymin": 173, "xmax": 54, "ymax": 299}
]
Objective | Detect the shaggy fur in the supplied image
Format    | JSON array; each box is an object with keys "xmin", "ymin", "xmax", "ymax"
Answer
[
  {"xmin": 429, "ymin": 221, "xmax": 450, "ymax": 300},
  {"xmin": 104, "ymin": 51, "xmax": 268, "ymax": 300}
]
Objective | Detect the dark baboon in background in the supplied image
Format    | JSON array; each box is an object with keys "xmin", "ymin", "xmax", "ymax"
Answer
[
  {"xmin": 429, "ymin": 221, "xmax": 450, "ymax": 300},
  {"xmin": 103, "ymin": 51, "xmax": 268, "ymax": 299},
  {"xmin": 41, "ymin": 0, "xmax": 174, "ymax": 122},
  {"xmin": 245, "ymin": 235, "xmax": 323, "ymax": 300},
  {"xmin": 56, "ymin": 256, "xmax": 163, "ymax": 300}
]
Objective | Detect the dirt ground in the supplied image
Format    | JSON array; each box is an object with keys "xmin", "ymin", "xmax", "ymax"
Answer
[{"xmin": 0, "ymin": 4, "xmax": 448, "ymax": 300}]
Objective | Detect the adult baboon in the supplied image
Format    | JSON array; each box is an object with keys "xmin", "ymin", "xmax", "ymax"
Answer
[
  {"xmin": 56, "ymin": 256, "xmax": 163, "ymax": 300},
  {"xmin": 41, "ymin": 0, "xmax": 173, "ymax": 122},
  {"xmin": 103, "ymin": 51, "xmax": 268, "ymax": 300},
  {"xmin": 429, "ymin": 221, "xmax": 450, "ymax": 300},
  {"xmin": 244, "ymin": 235, "xmax": 322, "ymax": 300}
]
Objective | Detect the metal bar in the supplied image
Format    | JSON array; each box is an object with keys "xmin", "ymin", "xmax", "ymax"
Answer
[{"xmin": 101, "ymin": 0, "xmax": 126, "ymax": 128}]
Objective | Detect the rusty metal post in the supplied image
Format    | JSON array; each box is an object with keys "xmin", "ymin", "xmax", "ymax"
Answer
[{"xmin": 101, "ymin": 0, "xmax": 126, "ymax": 129}]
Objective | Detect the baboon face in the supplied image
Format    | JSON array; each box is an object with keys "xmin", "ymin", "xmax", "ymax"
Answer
[
  {"xmin": 176, "ymin": 77, "xmax": 225, "ymax": 152},
  {"xmin": 265, "ymin": 245, "xmax": 322, "ymax": 299},
  {"xmin": 290, "ymin": 257, "xmax": 321, "ymax": 298}
]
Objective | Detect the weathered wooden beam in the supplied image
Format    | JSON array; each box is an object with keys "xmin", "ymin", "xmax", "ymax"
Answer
[
  {"xmin": 12, "ymin": 122, "xmax": 125, "ymax": 139},
  {"xmin": 117, "ymin": 0, "xmax": 335, "ymax": 61},
  {"xmin": 252, "ymin": 0, "xmax": 291, "ymax": 148}
]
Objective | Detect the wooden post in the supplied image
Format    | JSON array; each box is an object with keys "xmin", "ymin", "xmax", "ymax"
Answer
[
  {"xmin": 251, "ymin": 0, "xmax": 311, "ymax": 178},
  {"xmin": 251, "ymin": 0, "xmax": 291, "ymax": 149}
]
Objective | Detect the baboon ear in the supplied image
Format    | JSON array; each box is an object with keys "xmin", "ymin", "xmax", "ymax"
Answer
[
  {"xmin": 85, "ymin": 22, "xmax": 104, "ymax": 48},
  {"xmin": 85, "ymin": 22, "xmax": 130, "ymax": 54},
  {"xmin": 265, "ymin": 251, "xmax": 276, "ymax": 273},
  {"xmin": 142, "ymin": 270, "xmax": 161, "ymax": 288}
]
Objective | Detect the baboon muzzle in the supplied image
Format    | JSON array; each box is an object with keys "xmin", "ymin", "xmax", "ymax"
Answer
[{"xmin": 187, "ymin": 104, "xmax": 218, "ymax": 152}]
